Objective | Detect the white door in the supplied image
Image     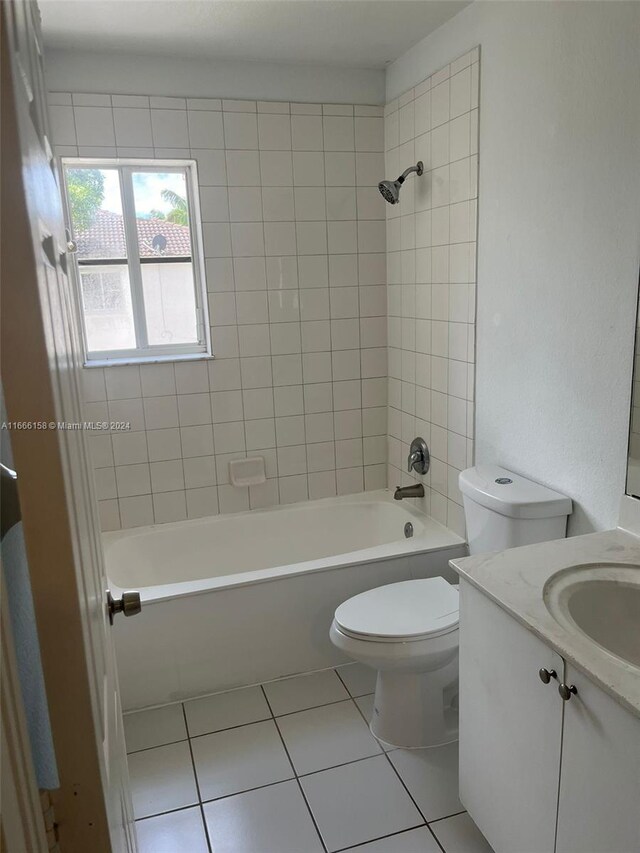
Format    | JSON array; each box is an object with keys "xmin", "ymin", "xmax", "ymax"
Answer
[
  {"xmin": 458, "ymin": 582, "xmax": 564, "ymax": 853},
  {"xmin": 1, "ymin": 2, "xmax": 136, "ymax": 850},
  {"xmin": 555, "ymin": 664, "xmax": 640, "ymax": 853}
]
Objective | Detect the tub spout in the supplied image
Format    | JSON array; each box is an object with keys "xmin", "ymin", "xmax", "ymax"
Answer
[{"xmin": 394, "ymin": 484, "xmax": 425, "ymax": 500}]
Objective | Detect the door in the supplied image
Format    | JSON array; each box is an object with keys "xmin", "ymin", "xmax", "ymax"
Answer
[
  {"xmin": 1, "ymin": 2, "xmax": 136, "ymax": 851},
  {"xmin": 458, "ymin": 582, "xmax": 564, "ymax": 853},
  {"xmin": 555, "ymin": 664, "xmax": 640, "ymax": 853}
]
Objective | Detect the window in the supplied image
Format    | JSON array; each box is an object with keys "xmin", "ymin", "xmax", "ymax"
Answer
[{"xmin": 62, "ymin": 159, "xmax": 210, "ymax": 364}]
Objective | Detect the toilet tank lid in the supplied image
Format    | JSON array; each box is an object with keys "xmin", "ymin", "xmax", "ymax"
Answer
[{"xmin": 459, "ymin": 466, "xmax": 572, "ymax": 520}]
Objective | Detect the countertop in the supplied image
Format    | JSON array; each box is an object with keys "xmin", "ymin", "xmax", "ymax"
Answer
[{"xmin": 450, "ymin": 528, "xmax": 640, "ymax": 718}]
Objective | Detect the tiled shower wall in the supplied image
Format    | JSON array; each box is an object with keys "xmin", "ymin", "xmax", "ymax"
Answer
[
  {"xmin": 384, "ymin": 49, "xmax": 479, "ymax": 537},
  {"xmin": 49, "ymin": 94, "xmax": 388, "ymax": 530}
]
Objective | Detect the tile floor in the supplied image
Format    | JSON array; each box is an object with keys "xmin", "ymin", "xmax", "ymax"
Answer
[{"xmin": 125, "ymin": 664, "xmax": 494, "ymax": 853}]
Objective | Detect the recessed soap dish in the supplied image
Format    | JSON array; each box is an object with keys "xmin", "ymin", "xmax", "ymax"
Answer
[{"xmin": 229, "ymin": 456, "xmax": 266, "ymax": 487}]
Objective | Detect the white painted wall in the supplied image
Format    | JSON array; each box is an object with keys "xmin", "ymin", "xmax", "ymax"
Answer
[
  {"xmin": 387, "ymin": 1, "xmax": 640, "ymax": 535},
  {"xmin": 45, "ymin": 49, "xmax": 385, "ymax": 105}
]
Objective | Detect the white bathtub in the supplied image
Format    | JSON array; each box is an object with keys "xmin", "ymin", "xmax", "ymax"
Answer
[{"xmin": 104, "ymin": 490, "xmax": 467, "ymax": 709}]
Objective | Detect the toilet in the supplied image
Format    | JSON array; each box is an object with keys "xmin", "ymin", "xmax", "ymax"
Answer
[{"xmin": 330, "ymin": 465, "xmax": 572, "ymax": 748}]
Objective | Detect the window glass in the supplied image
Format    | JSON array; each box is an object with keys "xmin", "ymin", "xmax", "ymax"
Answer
[
  {"xmin": 131, "ymin": 171, "xmax": 198, "ymax": 345},
  {"xmin": 66, "ymin": 166, "xmax": 136, "ymax": 349},
  {"xmin": 67, "ymin": 167, "xmax": 128, "ymax": 259},
  {"xmin": 80, "ymin": 266, "xmax": 136, "ymax": 351},
  {"xmin": 132, "ymin": 171, "xmax": 191, "ymax": 258}
]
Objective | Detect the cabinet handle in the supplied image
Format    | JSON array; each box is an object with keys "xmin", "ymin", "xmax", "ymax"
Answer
[
  {"xmin": 538, "ymin": 668, "xmax": 557, "ymax": 684},
  {"xmin": 558, "ymin": 683, "xmax": 578, "ymax": 701}
]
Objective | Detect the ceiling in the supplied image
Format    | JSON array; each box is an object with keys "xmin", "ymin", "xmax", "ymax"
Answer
[{"xmin": 39, "ymin": 0, "xmax": 471, "ymax": 69}]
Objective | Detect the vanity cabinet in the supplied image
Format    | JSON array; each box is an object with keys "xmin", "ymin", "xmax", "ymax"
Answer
[
  {"xmin": 554, "ymin": 663, "xmax": 640, "ymax": 853},
  {"xmin": 459, "ymin": 582, "xmax": 564, "ymax": 853},
  {"xmin": 459, "ymin": 581, "xmax": 640, "ymax": 853}
]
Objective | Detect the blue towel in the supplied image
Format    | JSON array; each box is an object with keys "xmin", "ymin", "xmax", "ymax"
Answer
[{"xmin": 3, "ymin": 522, "xmax": 59, "ymax": 790}]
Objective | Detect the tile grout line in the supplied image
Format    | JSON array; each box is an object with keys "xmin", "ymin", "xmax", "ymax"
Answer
[
  {"xmin": 333, "ymin": 823, "xmax": 430, "ymax": 853},
  {"xmin": 428, "ymin": 808, "xmax": 466, "ymax": 825},
  {"xmin": 180, "ymin": 702, "xmax": 215, "ymax": 853},
  {"xmin": 260, "ymin": 683, "xmax": 329, "ymax": 853},
  {"xmin": 380, "ymin": 749, "xmax": 447, "ymax": 853}
]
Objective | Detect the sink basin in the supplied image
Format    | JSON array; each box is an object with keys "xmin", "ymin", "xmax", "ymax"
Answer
[{"xmin": 544, "ymin": 564, "xmax": 640, "ymax": 669}]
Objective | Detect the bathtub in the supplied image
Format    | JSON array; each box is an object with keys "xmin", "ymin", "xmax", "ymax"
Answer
[{"xmin": 104, "ymin": 490, "xmax": 467, "ymax": 709}]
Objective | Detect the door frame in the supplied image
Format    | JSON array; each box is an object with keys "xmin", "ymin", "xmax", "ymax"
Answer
[{"xmin": 1, "ymin": 8, "xmax": 125, "ymax": 850}]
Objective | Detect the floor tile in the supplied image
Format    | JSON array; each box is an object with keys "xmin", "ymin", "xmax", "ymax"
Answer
[
  {"xmin": 344, "ymin": 825, "xmax": 442, "ymax": 852},
  {"xmin": 301, "ymin": 754, "xmax": 423, "ymax": 852},
  {"xmin": 135, "ymin": 807, "xmax": 209, "ymax": 853},
  {"xmin": 184, "ymin": 685, "xmax": 271, "ymax": 736},
  {"xmin": 124, "ymin": 704, "xmax": 187, "ymax": 753},
  {"xmin": 336, "ymin": 662, "xmax": 378, "ymax": 696},
  {"xmin": 128, "ymin": 741, "xmax": 198, "ymax": 819},
  {"xmin": 264, "ymin": 669, "xmax": 349, "ymax": 716},
  {"xmin": 389, "ymin": 741, "xmax": 462, "ymax": 821},
  {"xmin": 192, "ymin": 719, "xmax": 293, "ymax": 801},
  {"xmin": 431, "ymin": 812, "xmax": 494, "ymax": 852},
  {"xmin": 203, "ymin": 779, "xmax": 324, "ymax": 853},
  {"xmin": 278, "ymin": 699, "xmax": 382, "ymax": 775}
]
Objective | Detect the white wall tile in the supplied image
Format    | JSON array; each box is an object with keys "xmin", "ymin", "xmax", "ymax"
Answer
[
  {"xmin": 262, "ymin": 187, "xmax": 295, "ymax": 222},
  {"xmin": 147, "ymin": 428, "xmax": 183, "ymax": 462},
  {"xmin": 74, "ymin": 107, "xmax": 116, "ymax": 146},
  {"xmin": 61, "ymin": 91, "xmax": 386, "ymax": 528},
  {"xmin": 228, "ymin": 187, "xmax": 263, "ymax": 222},
  {"xmin": 226, "ymin": 150, "xmax": 261, "ymax": 185},
  {"xmin": 200, "ymin": 187, "xmax": 230, "ymax": 223},
  {"xmin": 258, "ymin": 113, "xmax": 292, "ymax": 150},
  {"xmin": 113, "ymin": 108, "xmax": 152, "ymax": 147},
  {"xmin": 323, "ymin": 116, "xmax": 355, "ymax": 151},
  {"xmin": 385, "ymin": 55, "xmax": 479, "ymax": 533},
  {"xmin": 264, "ymin": 222, "xmax": 297, "ymax": 256},
  {"xmin": 223, "ymin": 112, "xmax": 258, "ymax": 149},
  {"xmin": 324, "ymin": 152, "xmax": 356, "ymax": 186},
  {"xmin": 231, "ymin": 223, "xmax": 265, "ymax": 257},
  {"xmin": 151, "ymin": 109, "xmax": 189, "ymax": 147},
  {"xmin": 293, "ymin": 151, "xmax": 325, "ymax": 186},
  {"xmin": 187, "ymin": 109, "xmax": 224, "ymax": 149},
  {"xmin": 194, "ymin": 150, "xmax": 227, "ymax": 185}
]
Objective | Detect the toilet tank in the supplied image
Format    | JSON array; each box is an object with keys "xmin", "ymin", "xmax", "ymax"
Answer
[{"xmin": 459, "ymin": 465, "xmax": 572, "ymax": 555}]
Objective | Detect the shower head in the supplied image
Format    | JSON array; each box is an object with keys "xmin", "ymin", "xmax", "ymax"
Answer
[{"xmin": 378, "ymin": 161, "xmax": 423, "ymax": 204}]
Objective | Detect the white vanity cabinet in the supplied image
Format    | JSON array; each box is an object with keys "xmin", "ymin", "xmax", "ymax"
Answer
[
  {"xmin": 554, "ymin": 663, "xmax": 640, "ymax": 853},
  {"xmin": 459, "ymin": 581, "xmax": 640, "ymax": 853},
  {"xmin": 459, "ymin": 582, "xmax": 564, "ymax": 853}
]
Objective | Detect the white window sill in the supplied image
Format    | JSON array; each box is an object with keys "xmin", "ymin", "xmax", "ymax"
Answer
[{"xmin": 84, "ymin": 353, "xmax": 215, "ymax": 369}]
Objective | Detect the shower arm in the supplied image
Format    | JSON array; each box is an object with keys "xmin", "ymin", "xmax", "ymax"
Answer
[{"xmin": 397, "ymin": 162, "xmax": 424, "ymax": 184}]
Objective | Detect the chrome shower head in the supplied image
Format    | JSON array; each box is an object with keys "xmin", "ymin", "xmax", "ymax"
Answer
[
  {"xmin": 378, "ymin": 161, "xmax": 423, "ymax": 204},
  {"xmin": 378, "ymin": 179, "xmax": 401, "ymax": 204}
]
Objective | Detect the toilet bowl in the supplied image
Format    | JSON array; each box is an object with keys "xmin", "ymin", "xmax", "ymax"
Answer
[{"xmin": 330, "ymin": 578, "xmax": 460, "ymax": 749}]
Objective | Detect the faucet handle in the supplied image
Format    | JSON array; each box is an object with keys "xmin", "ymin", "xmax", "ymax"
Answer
[
  {"xmin": 407, "ymin": 450, "xmax": 420, "ymax": 473},
  {"xmin": 407, "ymin": 437, "xmax": 430, "ymax": 476}
]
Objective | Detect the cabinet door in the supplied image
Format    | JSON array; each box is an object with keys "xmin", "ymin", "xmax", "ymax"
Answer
[
  {"xmin": 459, "ymin": 582, "xmax": 564, "ymax": 853},
  {"xmin": 555, "ymin": 664, "xmax": 640, "ymax": 853}
]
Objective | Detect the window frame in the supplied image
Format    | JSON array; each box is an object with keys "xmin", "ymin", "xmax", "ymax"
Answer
[{"xmin": 61, "ymin": 157, "xmax": 211, "ymax": 366}]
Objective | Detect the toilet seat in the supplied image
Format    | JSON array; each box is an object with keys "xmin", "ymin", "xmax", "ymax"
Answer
[{"xmin": 334, "ymin": 578, "xmax": 459, "ymax": 643}]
